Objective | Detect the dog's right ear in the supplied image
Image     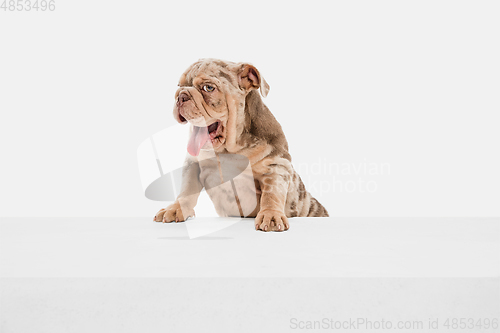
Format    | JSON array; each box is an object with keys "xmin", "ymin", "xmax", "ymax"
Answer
[{"xmin": 237, "ymin": 64, "xmax": 270, "ymax": 97}]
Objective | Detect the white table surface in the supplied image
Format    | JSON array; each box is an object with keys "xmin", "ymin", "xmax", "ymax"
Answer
[
  {"xmin": 1, "ymin": 217, "xmax": 499, "ymax": 333},
  {"xmin": 1, "ymin": 217, "xmax": 498, "ymax": 278}
]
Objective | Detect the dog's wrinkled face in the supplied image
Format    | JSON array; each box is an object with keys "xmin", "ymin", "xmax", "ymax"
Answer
[{"xmin": 173, "ymin": 58, "xmax": 269, "ymax": 156}]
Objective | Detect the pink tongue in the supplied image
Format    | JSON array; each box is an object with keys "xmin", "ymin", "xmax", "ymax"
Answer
[{"xmin": 187, "ymin": 126, "xmax": 210, "ymax": 156}]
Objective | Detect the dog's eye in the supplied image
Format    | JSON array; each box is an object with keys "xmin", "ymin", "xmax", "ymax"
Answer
[{"xmin": 202, "ymin": 85, "xmax": 215, "ymax": 92}]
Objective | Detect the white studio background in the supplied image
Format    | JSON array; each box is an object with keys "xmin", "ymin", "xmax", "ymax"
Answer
[{"xmin": 0, "ymin": 0, "xmax": 499, "ymax": 218}]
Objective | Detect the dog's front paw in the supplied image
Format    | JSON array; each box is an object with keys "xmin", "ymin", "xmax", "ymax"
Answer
[
  {"xmin": 154, "ymin": 202, "xmax": 195, "ymax": 223},
  {"xmin": 255, "ymin": 209, "xmax": 289, "ymax": 232}
]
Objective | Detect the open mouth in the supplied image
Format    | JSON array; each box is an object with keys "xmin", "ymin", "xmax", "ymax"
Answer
[
  {"xmin": 207, "ymin": 121, "xmax": 219, "ymax": 139},
  {"xmin": 187, "ymin": 121, "xmax": 222, "ymax": 156}
]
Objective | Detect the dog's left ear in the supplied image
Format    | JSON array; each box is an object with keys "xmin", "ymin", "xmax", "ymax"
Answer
[{"xmin": 237, "ymin": 64, "xmax": 270, "ymax": 97}]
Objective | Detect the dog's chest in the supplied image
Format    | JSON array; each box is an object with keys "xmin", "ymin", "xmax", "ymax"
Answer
[{"xmin": 197, "ymin": 153, "xmax": 259, "ymax": 217}]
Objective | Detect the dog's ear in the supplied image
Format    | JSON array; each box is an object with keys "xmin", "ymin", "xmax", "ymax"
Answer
[{"xmin": 237, "ymin": 64, "xmax": 270, "ymax": 97}]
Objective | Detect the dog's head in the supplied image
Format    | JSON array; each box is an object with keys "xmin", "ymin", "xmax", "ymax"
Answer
[{"xmin": 174, "ymin": 58, "xmax": 269, "ymax": 156}]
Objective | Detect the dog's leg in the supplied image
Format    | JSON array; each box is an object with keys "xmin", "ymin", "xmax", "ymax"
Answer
[
  {"xmin": 255, "ymin": 172, "xmax": 290, "ymax": 232},
  {"xmin": 154, "ymin": 157, "xmax": 203, "ymax": 223}
]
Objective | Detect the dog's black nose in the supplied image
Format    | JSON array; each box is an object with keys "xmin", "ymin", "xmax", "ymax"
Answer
[{"xmin": 177, "ymin": 92, "xmax": 190, "ymax": 106}]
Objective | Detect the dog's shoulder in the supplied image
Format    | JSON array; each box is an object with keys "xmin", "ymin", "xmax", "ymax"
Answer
[{"xmin": 238, "ymin": 90, "xmax": 291, "ymax": 163}]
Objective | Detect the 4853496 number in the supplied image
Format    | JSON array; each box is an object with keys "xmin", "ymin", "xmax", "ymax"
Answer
[{"xmin": 1, "ymin": 0, "xmax": 55, "ymax": 11}]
